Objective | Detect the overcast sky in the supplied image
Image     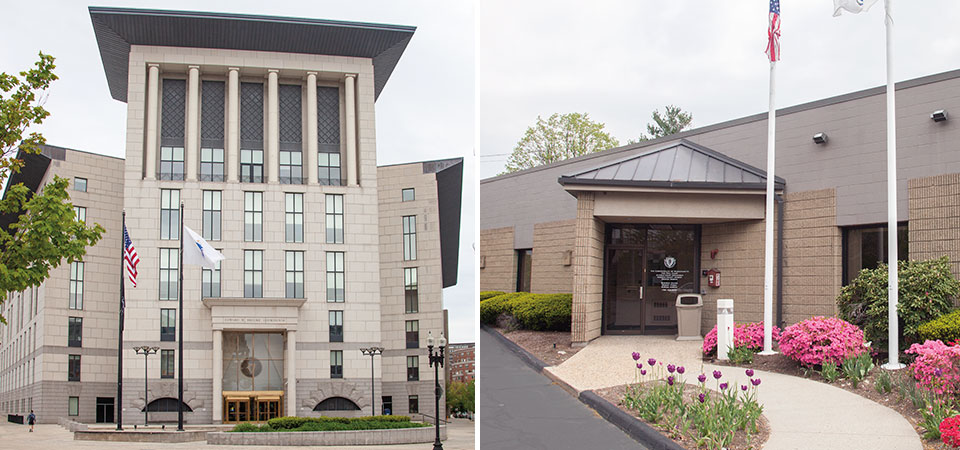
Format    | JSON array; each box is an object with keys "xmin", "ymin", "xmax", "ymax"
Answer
[
  {"xmin": 1, "ymin": 0, "xmax": 476, "ymax": 342},
  {"xmin": 477, "ymin": 0, "xmax": 960, "ymax": 178}
]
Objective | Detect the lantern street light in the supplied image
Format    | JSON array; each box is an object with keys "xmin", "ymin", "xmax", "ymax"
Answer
[
  {"xmin": 359, "ymin": 347, "xmax": 384, "ymax": 417},
  {"xmin": 133, "ymin": 346, "xmax": 160, "ymax": 426},
  {"xmin": 427, "ymin": 331, "xmax": 446, "ymax": 450}
]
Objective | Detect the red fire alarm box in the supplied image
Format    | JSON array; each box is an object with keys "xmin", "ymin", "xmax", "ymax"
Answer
[{"xmin": 706, "ymin": 269, "xmax": 721, "ymax": 288}]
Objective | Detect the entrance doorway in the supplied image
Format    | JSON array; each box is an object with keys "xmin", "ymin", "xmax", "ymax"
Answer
[
  {"xmin": 95, "ymin": 397, "xmax": 114, "ymax": 423},
  {"xmin": 223, "ymin": 392, "xmax": 283, "ymax": 423}
]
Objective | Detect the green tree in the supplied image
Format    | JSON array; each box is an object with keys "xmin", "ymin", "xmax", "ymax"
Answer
[
  {"xmin": 630, "ymin": 105, "xmax": 693, "ymax": 143},
  {"xmin": 502, "ymin": 112, "xmax": 619, "ymax": 174},
  {"xmin": 0, "ymin": 53, "xmax": 103, "ymax": 323},
  {"xmin": 446, "ymin": 380, "xmax": 475, "ymax": 413}
]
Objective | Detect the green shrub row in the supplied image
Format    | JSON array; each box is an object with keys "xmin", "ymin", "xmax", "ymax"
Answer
[
  {"xmin": 480, "ymin": 291, "xmax": 505, "ymax": 301},
  {"xmin": 919, "ymin": 309, "xmax": 960, "ymax": 344},
  {"xmin": 479, "ymin": 292, "xmax": 572, "ymax": 331},
  {"xmin": 266, "ymin": 415, "xmax": 413, "ymax": 430},
  {"xmin": 231, "ymin": 419, "xmax": 429, "ymax": 433}
]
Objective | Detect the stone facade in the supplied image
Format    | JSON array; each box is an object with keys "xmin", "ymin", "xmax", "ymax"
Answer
[
  {"xmin": 909, "ymin": 173, "xmax": 960, "ymax": 277},
  {"xmin": 699, "ymin": 220, "xmax": 767, "ymax": 332},
  {"xmin": 780, "ymin": 189, "xmax": 842, "ymax": 325},
  {"xmin": 530, "ymin": 220, "xmax": 576, "ymax": 294},
  {"xmin": 571, "ymin": 193, "xmax": 604, "ymax": 344},
  {"xmin": 479, "ymin": 227, "xmax": 515, "ymax": 293}
]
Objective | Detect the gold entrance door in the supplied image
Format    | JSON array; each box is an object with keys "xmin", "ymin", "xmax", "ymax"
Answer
[
  {"xmin": 255, "ymin": 395, "xmax": 282, "ymax": 422},
  {"xmin": 224, "ymin": 397, "xmax": 250, "ymax": 423}
]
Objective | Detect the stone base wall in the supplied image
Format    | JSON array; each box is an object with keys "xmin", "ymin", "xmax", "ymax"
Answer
[
  {"xmin": 122, "ymin": 378, "xmax": 211, "ymax": 425},
  {"xmin": 379, "ymin": 380, "xmax": 441, "ymax": 419},
  {"xmin": 909, "ymin": 173, "xmax": 960, "ymax": 278},
  {"xmin": 531, "ymin": 220, "xmax": 576, "ymax": 294},
  {"xmin": 480, "ymin": 226, "xmax": 516, "ymax": 293},
  {"xmin": 297, "ymin": 378, "xmax": 375, "ymax": 418},
  {"xmin": 571, "ymin": 193, "xmax": 604, "ymax": 344},
  {"xmin": 207, "ymin": 425, "xmax": 446, "ymax": 446},
  {"xmin": 700, "ymin": 220, "xmax": 766, "ymax": 333},
  {"xmin": 781, "ymin": 189, "xmax": 842, "ymax": 325}
]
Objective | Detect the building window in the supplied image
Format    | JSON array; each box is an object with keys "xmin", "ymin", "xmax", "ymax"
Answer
[
  {"xmin": 382, "ymin": 396, "xmax": 393, "ymax": 415},
  {"xmin": 330, "ymin": 350, "xmax": 343, "ymax": 379},
  {"xmin": 160, "ymin": 78, "xmax": 186, "ymax": 180},
  {"xmin": 843, "ymin": 223, "xmax": 909, "ymax": 285},
  {"xmin": 318, "ymin": 152, "xmax": 341, "ymax": 186},
  {"xmin": 285, "ymin": 251, "xmax": 304, "ymax": 299},
  {"xmin": 402, "ymin": 188, "xmax": 415, "ymax": 202},
  {"xmin": 74, "ymin": 177, "xmax": 87, "ymax": 192},
  {"xmin": 200, "ymin": 80, "xmax": 225, "ymax": 181},
  {"xmin": 202, "ymin": 190, "xmax": 222, "ymax": 241},
  {"xmin": 160, "ymin": 309, "xmax": 175, "ymax": 342},
  {"xmin": 200, "ymin": 148, "xmax": 225, "ymax": 182},
  {"xmin": 285, "ymin": 193, "xmax": 304, "ymax": 243},
  {"xmin": 159, "ymin": 146, "xmax": 185, "ymax": 181},
  {"xmin": 404, "ymin": 268, "xmax": 418, "ymax": 313},
  {"xmin": 69, "ymin": 261, "xmax": 84, "ymax": 310},
  {"xmin": 516, "ymin": 249, "xmax": 532, "ymax": 292},
  {"xmin": 244, "ymin": 192, "xmax": 263, "ymax": 242},
  {"xmin": 314, "ymin": 397, "xmax": 360, "ymax": 411},
  {"xmin": 159, "ymin": 248, "xmax": 179, "ymax": 301},
  {"xmin": 73, "ymin": 206, "xmax": 86, "ymax": 223},
  {"xmin": 244, "ymin": 250, "xmax": 263, "ymax": 298},
  {"xmin": 68, "ymin": 355, "xmax": 81, "ymax": 382},
  {"xmin": 240, "ymin": 82, "xmax": 264, "ymax": 183},
  {"xmin": 326, "ymin": 252, "xmax": 345, "ymax": 302},
  {"xmin": 325, "ymin": 194, "xmax": 343, "ymax": 244},
  {"xmin": 402, "ymin": 216, "xmax": 417, "ymax": 261},
  {"xmin": 202, "ymin": 257, "xmax": 221, "ymax": 298},
  {"xmin": 317, "ymin": 86, "xmax": 341, "ymax": 185},
  {"xmin": 160, "ymin": 189, "xmax": 180, "ymax": 240},
  {"xmin": 407, "ymin": 356, "xmax": 419, "ymax": 381},
  {"xmin": 279, "ymin": 84, "xmax": 303, "ymax": 184},
  {"xmin": 68, "ymin": 317, "xmax": 82, "ymax": 348},
  {"xmin": 408, "ymin": 395, "xmax": 419, "ymax": 414},
  {"xmin": 329, "ymin": 310, "xmax": 343, "ymax": 343},
  {"xmin": 69, "ymin": 396, "xmax": 79, "ymax": 416},
  {"xmin": 160, "ymin": 349, "xmax": 174, "ymax": 379},
  {"xmin": 405, "ymin": 320, "xmax": 419, "ymax": 349},
  {"xmin": 240, "ymin": 149, "xmax": 264, "ymax": 183}
]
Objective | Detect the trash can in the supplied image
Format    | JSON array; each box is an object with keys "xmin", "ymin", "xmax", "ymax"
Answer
[{"xmin": 675, "ymin": 294, "xmax": 703, "ymax": 341}]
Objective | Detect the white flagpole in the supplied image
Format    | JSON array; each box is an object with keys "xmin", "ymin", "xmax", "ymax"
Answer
[
  {"xmin": 761, "ymin": 58, "xmax": 777, "ymax": 355},
  {"xmin": 882, "ymin": 0, "xmax": 904, "ymax": 370}
]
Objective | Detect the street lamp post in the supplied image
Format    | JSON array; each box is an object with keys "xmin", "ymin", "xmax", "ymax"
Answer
[
  {"xmin": 133, "ymin": 346, "xmax": 159, "ymax": 426},
  {"xmin": 427, "ymin": 331, "xmax": 446, "ymax": 450},
  {"xmin": 359, "ymin": 347, "xmax": 383, "ymax": 417}
]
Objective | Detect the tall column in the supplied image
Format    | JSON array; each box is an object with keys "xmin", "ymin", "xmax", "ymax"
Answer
[
  {"xmin": 186, "ymin": 65, "xmax": 200, "ymax": 181},
  {"xmin": 305, "ymin": 72, "xmax": 319, "ymax": 185},
  {"xmin": 344, "ymin": 74, "xmax": 358, "ymax": 186},
  {"xmin": 267, "ymin": 70, "xmax": 280, "ymax": 184},
  {"xmin": 226, "ymin": 68, "xmax": 240, "ymax": 183},
  {"xmin": 145, "ymin": 64, "xmax": 160, "ymax": 180},
  {"xmin": 212, "ymin": 329, "xmax": 222, "ymax": 423},
  {"xmin": 286, "ymin": 330, "xmax": 297, "ymax": 417}
]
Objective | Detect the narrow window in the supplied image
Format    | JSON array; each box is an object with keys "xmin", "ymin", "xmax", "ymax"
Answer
[
  {"xmin": 240, "ymin": 82, "xmax": 264, "ymax": 183},
  {"xmin": 382, "ymin": 396, "xmax": 393, "ymax": 415},
  {"xmin": 159, "ymin": 146, "xmax": 185, "ymax": 180},
  {"xmin": 285, "ymin": 193, "xmax": 304, "ymax": 243},
  {"xmin": 202, "ymin": 190, "xmax": 222, "ymax": 241},
  {"xmin": 278, "ymin": 84, "xmax": 303, "ymax": 184},
  {"xmin": 330, "ymin": 350, "xmax": 343, "ymax": 379},
  {"xmin": 329, "ymin": 310, "xmax": 343, "ymax": 343},
  {"xmin": 200, "ymin": 148, "xmax": 225, "ymax": 182},
  {"xmin": 842, "ymin": 223, "xmax": 909, "ymax": 285},
  {"xmin": 402, "ymin": 188, "xmax": 415, "ymax": 202},
  {"xmin": 516, "ymin": 249, "xmax": 533, "ymax": 293},
  {"xmin": 200, "ymin": 80, "xmax": 225, "ymax": 181},
  {"xmin": 160, "ymin": 309, "xmax": 176, "ymax": 342},
  {"xmin": 160, "ymin": 349, "xmax": 174, "ymax": 379},
  {"xmin": 68, "ymin": 317, "xmax": 82, "ymax": 348},
  {"xmin": 73, "ymin": 206, "xmax": 85, "ymax": 223},
  {"xmin": 244, "ymin": 192, "xmax": 263, "ymax": 242},
  {"xmin": 325, "ymin": 194, "xmax": 344, "ymax": 244},
  {"xmin": 160, "ymin": 189, "xmax": 180, "ymax": 240},
  {"xmin": 68, "ymin": 355, "xmax": 81, "ymax": 382},
  {"xmin": 69, "ymin": 397, "xmax": 79, "ymax": 416},
  {"xmin": 244, "ymin": 250, "xmax": 263, "ymax": 298},
  {"xmin": 317, "ymin": 86, "xmax": 341, "ymax": 185},
  {"xmin": 285, "ymin": 251, "xmax": 304, "ymax": 299},
  {"xmin": 202, "ymin": 256, "xmax": 221, "ymax": 298},
  {"xmin": 74, "ymin": 177, "xmax": 87, "ymax": 192},
  {"xmin": 160, "ymin": 79, "xmax": 186, "ymax": 180},
  {"xmin": 408, "ymin": 395, "xmax": 419, "ymax": 414},
  {"xmin": 404, "ymin": 268, "xmax": 419, "ymax": 313},
  {"xmin": 403, "ymin": 216, "xmax": 417, "ymax": 261},
  {"xmin": 69, "ymin": 261, "xmax": 84, "ymax": 310},
  {"xmin": 159, "ymin": 248, "xmax": 179, "ymax": 301},
  {"xmin": 326, "ymin": 252, "xmax": 345, "ymax": 302},
  {"xmin": 405, "ymin": 320, "xmax": 419, "ymax": 349},
  {"xmin": 406, "ymin": 356, "xmax": 419, "ymax": 381}
]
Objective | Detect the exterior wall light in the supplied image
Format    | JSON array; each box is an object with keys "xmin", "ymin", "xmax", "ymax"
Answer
[
  {"xmin": 813, "ymin": 133, "xmax": 828, "ymax": 145},
  {"xmin": 932, "ymin": 110, "xmax": 948, "ymax": 122}
]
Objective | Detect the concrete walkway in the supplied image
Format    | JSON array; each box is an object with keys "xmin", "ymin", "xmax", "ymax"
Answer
[{"xmin": 546, "ymin": 335, "xmax": 921, "ymax": 450}]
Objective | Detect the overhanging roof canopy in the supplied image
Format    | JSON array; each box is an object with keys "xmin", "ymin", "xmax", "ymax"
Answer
[
  {"xmin": 89, "ymin": 7, "xmax": 416, "ymax": 102},
  {"xmin": 559, "ymin": 139, "xmax": 785, "ymax": 191}
]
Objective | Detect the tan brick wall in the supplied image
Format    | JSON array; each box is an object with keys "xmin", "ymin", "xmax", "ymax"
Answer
[
  {"xmin": 571, "ymin": 193, "xmax": 604, "ymax": 344},
  {"xmin": 531, "ymin": 220, "xmax": 576, "ymax": 294},
  {"xmin": 781, "ymin": 189, "xmax": 841, "ymax": 325},
  {"xmin": 700, "ymin": 220, "xmax": 766, "ymax": 332},
  {"xmin": 479, "ymin": 227, "xmax": 516, "ymax": 293},
  {"xmin": 909, "ymin": 173, "xmax": 960, "ymax": 277}
]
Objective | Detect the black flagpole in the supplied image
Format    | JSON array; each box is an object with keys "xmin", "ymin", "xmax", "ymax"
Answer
[
  {"xmin": 117, "ymin": 211, "xmax": 125, "ymax": 431},
  {"xmin": 177, "ymin": 202, "xmax": 184, "ymax": 431}
]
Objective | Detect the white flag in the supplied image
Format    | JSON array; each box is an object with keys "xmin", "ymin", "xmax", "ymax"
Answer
[
  {"xmin": 183, "ymin": 225, "xmax": 225, "ymax": 269},
  {"xmin": 833, "ymin": 0, "xmax": 879, "ymax": 16}
]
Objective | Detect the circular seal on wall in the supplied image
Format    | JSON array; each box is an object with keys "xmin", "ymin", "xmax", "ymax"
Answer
[
  {"xmin": 240, "ymin": 358, "xmax": 263, "ymax": 378},
  {"xmin": 664, "ymin": 256, "xmax": 677, "ymax": 269}
]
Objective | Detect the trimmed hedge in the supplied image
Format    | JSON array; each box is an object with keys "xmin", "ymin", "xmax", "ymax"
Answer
[
  {"xmin": 267, "ymin": 415, "xmax": 413, "ymax": 430},
  {"xmin": 479, "ymin": 292, "xmax": 572, "ymax": 331},
  {"xmin": 479, "ymin": 292, "xmax": 527, "ymax": 324},
  {"xmin": 480, "ymin": 291, "xmax": 505, "ymax": 301},
  {"xmin": 230, "ymin": 415, "xmax": 429, "ymax": 433},
  {"xmin": 919, "ymin": 309, "xmax": 960, "ymax": 344}
]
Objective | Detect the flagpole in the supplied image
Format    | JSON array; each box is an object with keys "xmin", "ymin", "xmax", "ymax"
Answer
[
  {"xmin": 117, "ymin": 211, "xmax": 125, "ymax": 430},
  {"xmin": 760, "ymin": 58, "xmax": 777, "ymax": 355},
  {"xmin": 177, "ymin": 202, "xmax": 185, "ymax": 430},
  {"xmin": 882, "ymin": 0, "xmax": 905, "ymax": 370}
]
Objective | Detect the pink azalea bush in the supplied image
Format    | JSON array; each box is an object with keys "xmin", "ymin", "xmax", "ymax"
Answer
[
  {"xmin": 702, "ymin": 322, "xmax": 781, "ymax": 356},
  {"xmin": 906, "ymin": 340, "xmax": 960, "ymax": 396},
  {"xmin": 778, "ymin": 316, "xmax": 866, "ymax": 367}
]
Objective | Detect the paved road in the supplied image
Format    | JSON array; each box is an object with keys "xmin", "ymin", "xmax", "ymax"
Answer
[{"xmin": 479, "ymin": 329, "xmax": 645, "ymax": 450}]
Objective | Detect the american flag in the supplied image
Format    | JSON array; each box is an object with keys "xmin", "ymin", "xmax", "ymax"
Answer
[
  {"xmin": 766, "ymin": 0, "xmax": 781, "ymax": 62},
  {"xmin": 123, "ymin": 225, "xmax": 140, "ymax": 289}
]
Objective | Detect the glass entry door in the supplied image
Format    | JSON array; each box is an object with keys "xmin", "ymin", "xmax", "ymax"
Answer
[{"xmin": 604, "ymin": 248, "xmax": 645, "ymax": 333}]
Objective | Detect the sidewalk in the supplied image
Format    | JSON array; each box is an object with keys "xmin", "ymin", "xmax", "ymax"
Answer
[{"xmin": 545, "ymin": 335, "xmax": 922, "ymax": 450}]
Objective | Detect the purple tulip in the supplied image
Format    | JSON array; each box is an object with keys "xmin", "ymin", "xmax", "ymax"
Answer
[
  {"xmin": 713, "ymin": 370, "xmax": 722, "ymax": 380},
  {"xmin": 751, "ymin": 378, "xmax": 762, "ymax": 386},
  {"xmin": 720, "ymin": 382, "xmax": 728, "ymax": 390},
  {"xmin": 632, "ymin": 352, "xmax": 641, "ymax": 361},
  {"xmin": 667, "ymin": 364, "xmax": 676, "ymax": 374},
  {"xmin": 640, "ymin": 369, "xmax": 647, "ymax": 376},
  {"xmin": 936, "ymin": 368, "xmax": 943, "ymax": 376},
  {"xmin": 698, "ymin": 393, "xmax": 706, "ymax": 403},
  {"xmin": 677, "ymin": 366, "xmax": 685, "ymax": 375},
  {"xmin": 745, "ymin": 369, "xmax": 754, "ymax": 377},
  {"xmin": 636, "ymin": 363, "xmax": 642, "ymax": 369},
  {"xmin": 697, "ymin": 374, "xmax": 707, "ymax": 383},
  {"xmin": 741, "ymin": 385, "xmax": 748, "ymax": 391},
  {"xmin": 648, "ymin": 358, "xmax": 657, "ymax": 366},
  {"xmin": 667, "ymin": 376, "xmax": 675, "ymax": 386}
]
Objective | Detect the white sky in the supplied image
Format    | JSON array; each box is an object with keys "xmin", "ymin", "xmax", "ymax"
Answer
[
  {"xmin": 477, "ymin": 0, "xmax": 960, "ymax": 178},
  {"xmin": 1, "ymin": 0, "xmax": 476, "ymax": 342}
]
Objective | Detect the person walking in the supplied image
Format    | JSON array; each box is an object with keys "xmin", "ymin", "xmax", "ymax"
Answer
[{"xmin": 27, "ymin": 410, "xmax": 36, "ymax": 432}]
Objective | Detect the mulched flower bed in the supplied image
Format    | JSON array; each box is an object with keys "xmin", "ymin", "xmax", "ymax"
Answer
[
  {"xmin": 595, "ymin": 383, "xmax": 770, "ymax": 450},
  {"xmin": 492, "ymin": 327, "xmax": 581, "ymax": 366}
]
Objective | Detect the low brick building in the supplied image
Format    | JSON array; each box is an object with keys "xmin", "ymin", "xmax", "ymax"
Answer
[{"xmin": 447, "ymin": 343, "xmax": 475, "ymax": 384}]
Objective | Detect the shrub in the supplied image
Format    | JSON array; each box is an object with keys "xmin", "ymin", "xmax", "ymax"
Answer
[
  {"xmin": 941, "ymin": 416, "xmax": 960, "ymax": 448},
  {"xmin": 266, "ymin": 415, "xmax": 414, "ymax": 430},
  {"xmin": 231, "ymin": 422, "xmax": 261, "ymax": 432},
  {"xmin": 920, "ymin": 309, "xmax": 960, "ymax": 344},
  {"xmin": 840, "ymin": 352, "xmax": 874, "ymax": 388},
  {"xmin": 778, "ymin": 316, "xmax": 867, "ymax": 367},
  {"xmin": 702, "ymin": 322, "xmax": 781, "ymax": 356},
  {"xmin": 511, "ymin": 294, "xmax": 572, "ymax": 331},
  {"xmin": 727, "ymin": 346, "xmax": 755, "ymax": 365},
  {"xmin": 906, "ymin": 340, "xmax": 960, "ymax": 396},
  {"xmin": 480, "ymin": 291, "xmax": 505, "ymax": 301},
  {"xmin": 479, "ymin": 292, "xmax": 526, "ymax": 324},
  {"xmin": 838, "ymin": 256, "xmax": 960, "ymax": 351}
]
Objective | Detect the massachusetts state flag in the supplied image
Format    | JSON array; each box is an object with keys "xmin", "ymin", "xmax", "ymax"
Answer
[
  {"xmin": 833, "ymin": 0, "xmax": 879, "ymax": 16},
  {"xmin": 123, "ymin": 225, "xmax": 140, "ymax": 288},
  {"xmin": 766, "ymin": 0, "xmax": 781, "ymax": 62},
  {"xmin": 183, "ymin": 225, "xmax": 225, "ymax": 269}
]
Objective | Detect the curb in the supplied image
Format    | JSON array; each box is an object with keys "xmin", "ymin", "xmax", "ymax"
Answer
[{"xmin": 480, "ymin": 325, "xmax": 546, "ymax": 372}]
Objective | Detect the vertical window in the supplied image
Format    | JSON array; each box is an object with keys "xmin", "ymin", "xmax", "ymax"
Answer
[
  {"xmin": 244, "ymin": 250, "xmax": 263, "ymax": 298},
  {"xmin": 516, "ymin": 249, "xmax": 533, "ymax": 293},
  {"xmin": 74, "ymin": 177, "xmax": 87, "ymax": 192},
  {"xmin": 330, "ymin": 350, "xmax": 343, "ymax": 379},
  {"xmin": 325, "ymin": 194, "xmax": 344, "ymax": 244},
  {"xmin": 285, "ymin": 193, "xmax": 304, "ymax": 243},
  {"xmin": 68, "ymin": 317, "xmax": 82, "ymax": 348},
  {"xmin": 402, "ymin": 188, "xmax": 415, "ymax": 202},
  {"xmin": 843, "ymin": 223, "xmax": 909, "ymax": 285},
  {"xmin": 73, "ymin": 206, "xmax": 86, "ymax": 222},
  {"xmin": 279, "ymin": 84, "xmax": 303, "ymax": 184},
  {"xmin": 202, "ymin": 190, "xmax": 222, "ymax": 241},
  {"xmin": 285, "ymin": 251, "xmax": 304, "ymax": 299},
  {"xmin": 159, "ymin": 248, "xmax": 179, "ymax": 301},
  {"xmin": 68, "ymin": 396, "xmax": 79, "ymax": 416},
  {"xmin": 69, "ymin": 261, "xmax": 84, "ymax": 310},
  {"xmin": 68, "ymin": 355, "xmax": 81, "ymax": 382},
  {"xmin": 202, "ymin": 257, "xmax": 221, "ymax": 298},
  {"xmin": 405, "ymin": 320, "xmax": 419, "ymax": 349},
  {"xmin": 240, "ymin": 82, "xmax": 264, "ymax": 183},
  {"xmin": 404, "ymin": 268, "xmax": 419, "ymax": 313},
  {"xmin": 160, "ymin": 309, "xmax": 176, "ymax": 342},
  {"xmin": 406, "ymin": 356, "xmax": 419, "ymax": 381},
  {"xmin": 160, "ymin": 189, "xmax": 180, "ymax": 240},
  {"xmin": 200, "ymin": 148, "xmax": 225, "ymax": 182},
  {"xmin": 160, "ymin": 79, "xmax": 186, "ymax": 180},
  {"xmin": 160, "ymin": 349, "xmax": 174, "ymax": 379},
  {"xmin": 329, "ymin": 311, "xmax": 343, "ymax": 343},
  {"xmin": 403, "ymin": 216, "xmax": 417, "ymax": 261},
  {"xmin": 244, "ymin": 192, "xmax": 263, "ymax": 242},
  {"xmin": 317, "ymin": 86, "xmax": 341, "ymax": 185},
  {"xmin": 200, "ymin": 80, "xmax": 225, "ymax": 181},
  {"xmin": 326, "ymin": 252, "xmax": 345, "ymax": 302},
  {"xmin": 382, "ymin": 396, "xmax": 393, "ymax": 416},
  {"xmin": 408, "ymin": 395, "xmax": 419, "ymax": 414},
  {"xmin": 159, "ymin": 147, "xmax": 185, "ymax": 180}
]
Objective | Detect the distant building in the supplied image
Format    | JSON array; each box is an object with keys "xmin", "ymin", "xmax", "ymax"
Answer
[{"xmin": 447, "ymin": 343, "xmax": 475, "ymax": 384}]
